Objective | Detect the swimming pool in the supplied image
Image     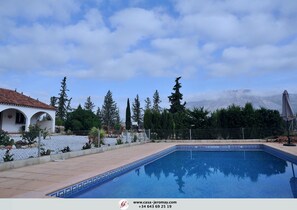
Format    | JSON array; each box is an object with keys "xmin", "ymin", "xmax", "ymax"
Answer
[{"xmin": 48, "ymin": 144, "xmax": 297, "ymax": 198}]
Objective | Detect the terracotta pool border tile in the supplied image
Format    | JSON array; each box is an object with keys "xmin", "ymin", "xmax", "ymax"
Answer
[
  {"xmin": 0, "ymin": 141, "xmax": 296, "ymax": 198},
  {"xmin": 47, "ymin": 143, "xmax": 297, "ymax": 198}
]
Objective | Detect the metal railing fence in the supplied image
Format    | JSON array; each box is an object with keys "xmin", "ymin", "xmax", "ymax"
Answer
[{"xmin": 0, "ymin": 127, "xmax": 286, "ymax": 163}]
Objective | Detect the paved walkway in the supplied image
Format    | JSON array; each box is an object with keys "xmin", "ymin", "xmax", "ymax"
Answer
[{"xmin": 0, "ymin": 141, "xmax": 296, "ymax": 198}]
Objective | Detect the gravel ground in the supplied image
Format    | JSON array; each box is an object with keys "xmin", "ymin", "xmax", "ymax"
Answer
[
  {"xmin": 1, "ymin": 135, "xmax": 92, "ymax": 162},
  {"xmin": 0, "ymin": 132, "xmax": 147, "ymax": 162}
]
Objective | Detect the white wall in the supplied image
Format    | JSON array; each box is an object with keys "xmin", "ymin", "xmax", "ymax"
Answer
[
  {"xmin": 0, "ymin": 104, "xmax": 56, "ymax": 133},
  {"xmin": 0, "ymin": 109, "xmax": 24, "ymax": 132},
  {"xmin": 36, "ymin": 119, "xmax": 53, "ymax": 132}
]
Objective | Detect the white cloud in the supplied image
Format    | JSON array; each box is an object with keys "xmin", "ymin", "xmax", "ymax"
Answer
[
  {"xmin": 179, "ymin": 11, "xmax": 295, "ymax": 46},
  {"xmin": 42, "ymin": 68, "xmax": 94, "ymax": 79},
  {"xmin": 180, "ymin": 13, "xmax": 240, "ymax": 43},
  {"xmin": 109, "ymin": 7, "xmax": 172, "ymax": 51},
  {"xmin": 175, "ymin": 0, "xmax": 297, "ymax": 46},
  {"xmin": 202, "ymin": 43, "xmax": 218, "ymax": 53},
  {"xmin": 238, "ymin": 14, "xmax": 293, "ymax": 45},
  {"xmin": 29, "ymin": 8, "xmax": 175, "ymax": 80},
  {"xmin": 152, "ymin": 38, "xmax": 200, "ymax": 61},
  {"xmin": 209, "ymin": 41, "xmax": 297, "ymax": 77},
  {"xmin": 84, "ymin": 9, "xmax": 105, "ymax": 29},
  {"xmin": 0, "ymin": 0, "xmax": 297, "ymax": 83},
  {"xmin": 174, "ymin": 0, "xmax": 297, "ymax": 16},
  {"xmin": 0, "ymin": 0, "xmax": 79, "ymax": 22},
  {"xmin": 111, "ymin": 8, "xmax": 162, "ymax": 33}
]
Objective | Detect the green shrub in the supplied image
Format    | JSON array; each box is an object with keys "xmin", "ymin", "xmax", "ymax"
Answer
[
  {"xmin": 89, "ymin": 127, "xmax": 99, "ymax": 140},
  {"xmin": 82, "ymin": 142, "xmax": 92, "ymax": 150},
  {"xmin": 42, "ymin": 128, "xmax": 50, "ymax": 139},
  {"xmin": 115, "ymin": 138, "xmax": 123, "ymax": 145},
  {"xmin": 133, "ymin": 134, "xmax": 137, "ymax": 142},
  {"xmin": 0, "ymin": 130, "xmax": 14, "ymax": 146},
  {"xmin": 65, "ymin": 105, "xmax": 101, "ymax": 134},
  {"xmin": 21, "ymin": 125, "xmax": 41, "ymax": 145},
  {"xmin": 3, "ymin": 149, "xmax": 14, "ymax": 162},
  {"xmin": 61, "ymin": 146, "xmax": 71, "ymax": 153},
  {"xmin": 40, "ymin": 148, "xmax": 51, "ymax": 156},
  {"xmin": 15, "ymin": 140, "xmax": 28, "ymax": 148},
  {"xmin": 88, "ymin": 127, "xmax": 105, "ymax": 147}
]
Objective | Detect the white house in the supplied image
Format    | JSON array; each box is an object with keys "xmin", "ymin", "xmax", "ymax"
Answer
[{"xmin": 0, "ymin": 88, "xmax": 56, "ymax": 133}]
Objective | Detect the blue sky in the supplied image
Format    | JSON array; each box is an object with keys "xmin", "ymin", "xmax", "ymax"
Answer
[{"xmin": 1, "ymin": 0, "xmax": 297, "ymax": 117}]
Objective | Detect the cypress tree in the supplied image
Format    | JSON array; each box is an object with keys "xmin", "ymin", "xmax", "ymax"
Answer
[
  {"xmin": 168, "ymin": 76, "xmax": 186, "ymax": 114},
  {"xmin": 125, "ymin": 98, "xmax": 132, "ymax": 130},
  {"xmin": 56, "ymin": 76, "xmax": 72, "ymax": 121}
]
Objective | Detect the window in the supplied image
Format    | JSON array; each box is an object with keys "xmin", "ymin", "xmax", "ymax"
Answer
[{"xmin": 16, "ymin": 112, "xmax": 26, "ymax": 124}]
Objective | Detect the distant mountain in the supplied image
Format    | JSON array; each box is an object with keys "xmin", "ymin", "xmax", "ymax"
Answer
[{"xmin": 186, "ymin": 90, "xmax": 297, "ymax": 113}]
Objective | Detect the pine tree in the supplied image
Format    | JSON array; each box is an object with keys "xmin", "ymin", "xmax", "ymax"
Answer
[
  {"xmin": 96, "ymin": 107, "xmax": 102, "ymax": 120},
  {"xmin": 153, "ymin": 90, "xmax": 162, "ymax": 112},
  {"xmin": 66, "ymin": 99, "xmax": 72, "ymax": 112},
  {"xmin": 101, "ymin": 90, "xmax": 118, "ymax": 132},
  {"xmin": 56, "ymin": 76, "xmax": 72, "ymax": 121},
  {"xmin": 115, "ymin": 108, "xmax": 121, "ymax": 131},
  {"xmin": 132, "ymin": 94, "xmax": 143, "ymax": 130},
  {"xmin": 116, "ymin": 108, "xmax": 121, "ymax": 125},
  {"xmin": 84, "ymin": 96, "xmax": 95, "ymax": 111},
  {"xmin": 125, "ymin": 98, "xmax": 132, "ymax": 130},
  {"xmin": 168, "ymin": 77, "xmax": 186, "ymax": 114},
  {"xmin": 96, "ymin": 107, "xmax": 102, "ymax": 129},
  {"xmin": 144, "ymin": 97, "xmax": 152, "ymax": 110}
]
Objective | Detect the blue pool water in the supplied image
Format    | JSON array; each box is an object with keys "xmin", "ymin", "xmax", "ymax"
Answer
[{"xmin": 69, "ymin": 149, "xmax": 297, "ymax": 198}]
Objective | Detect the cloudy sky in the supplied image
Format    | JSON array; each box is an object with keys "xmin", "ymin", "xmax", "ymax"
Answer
[{"xmin": 1, "ymin": 0, "xmax": 297, "ymax": 115}]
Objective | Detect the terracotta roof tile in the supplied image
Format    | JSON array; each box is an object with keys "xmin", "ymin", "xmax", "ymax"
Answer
[{"xmin": 0, "ymin": 88, "xmax": 56, "ymax": 111}]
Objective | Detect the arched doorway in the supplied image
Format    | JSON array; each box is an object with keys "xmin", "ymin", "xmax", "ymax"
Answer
[
  {"xmin": 30, "ymin": 111, "xmax": 54, "ymax": 132},
  {"xmin": 0, "ymin": 108, "xmax": 28, "ymax": 133}
]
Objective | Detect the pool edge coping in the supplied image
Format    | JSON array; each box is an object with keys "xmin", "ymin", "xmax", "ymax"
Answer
[{"xmin": 46, "ymin": 143, "xmax": 297, "ymax": 198}]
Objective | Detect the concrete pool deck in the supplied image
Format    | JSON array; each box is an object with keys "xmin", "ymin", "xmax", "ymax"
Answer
[{"xmin": 0, "ymin": 141, "xmax": 297, "ymax": 198}]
